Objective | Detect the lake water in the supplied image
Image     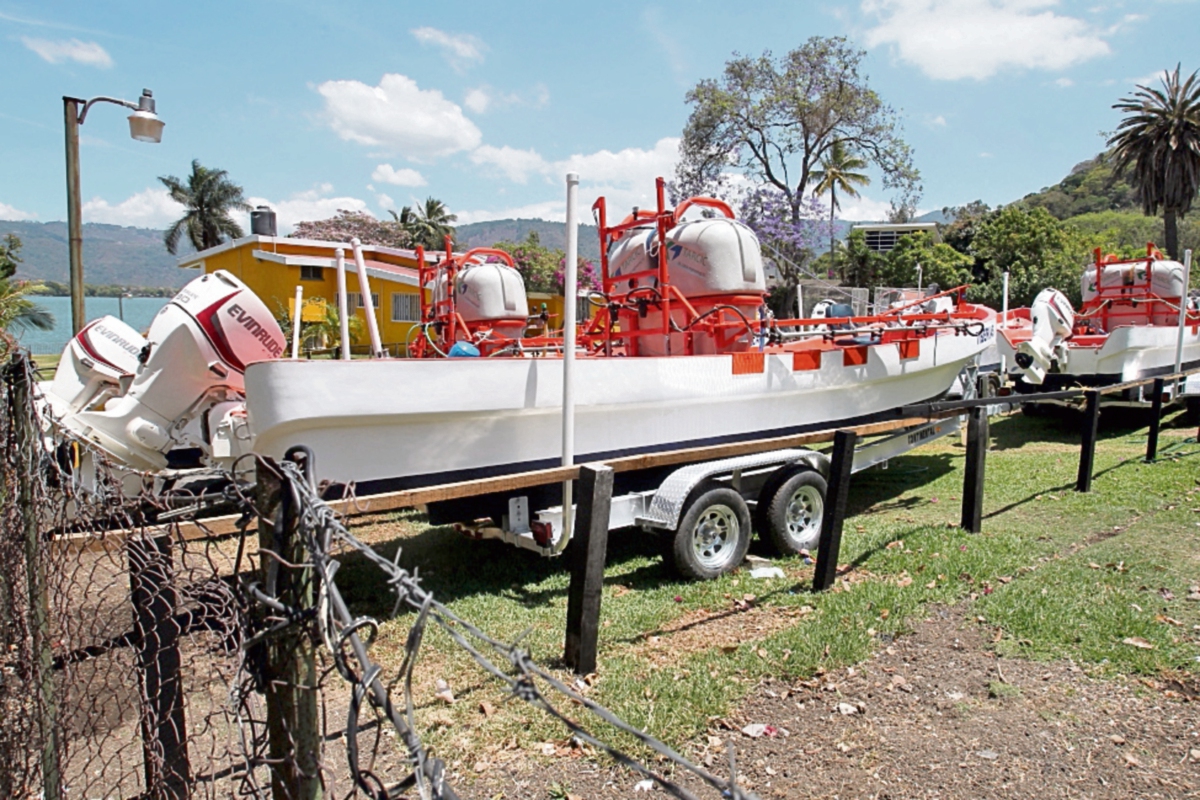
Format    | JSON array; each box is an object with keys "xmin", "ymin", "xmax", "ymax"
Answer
[{"xmin": 16, "ymin": 296, "xmax": 170, "ymax": 355}]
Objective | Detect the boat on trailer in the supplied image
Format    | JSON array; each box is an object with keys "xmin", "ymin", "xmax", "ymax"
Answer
[
  {"xmin": 997, "ymin": 245, "xmax": 1200, "ymax": 408},
  {"xmin": 37, "ymin": 179, "xmax": 997, "ymax": 495}
]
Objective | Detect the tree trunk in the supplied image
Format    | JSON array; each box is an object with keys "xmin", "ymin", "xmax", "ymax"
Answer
[
  {"xmin": 828, "ymin": 187, "xmax": 837, "ymax": 279},
  {"xmin": 1164, "ymin": 209, "xmax": 1179, "ymax": 260}
]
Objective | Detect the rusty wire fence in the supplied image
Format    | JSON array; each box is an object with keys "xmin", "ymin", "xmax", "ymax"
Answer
[{"xmin": 1, "ymin": 351, "xmax": 757, "ymax": 800}]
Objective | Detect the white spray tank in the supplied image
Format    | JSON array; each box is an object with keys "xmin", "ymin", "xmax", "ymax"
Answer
[
  {"xmin": 52, "ymin": 270, "xmax": 283, "ymax": 470},
  {"xmin": 45, "ymin": 316, "xmax": 146, "ymax": 415},
  {"xmin": 455, "ymin": 256, "xmax": 529, "ymax": 335},
  {"xmin": 1015, "ymin": 288, "xmax": 1075, "ymax": 384}
]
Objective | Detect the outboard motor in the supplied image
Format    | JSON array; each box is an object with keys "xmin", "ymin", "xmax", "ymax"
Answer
[
  {"xmin": 1015, "ymin": 288, "xmax": 1075, "ymax": 384},
  {"xmin": 45, "ymin": 270, "xmax": 283, "ymax": 471},
  {"xmin": 45, "ymin": 316, "xmax": 146, "ymax": 414}
]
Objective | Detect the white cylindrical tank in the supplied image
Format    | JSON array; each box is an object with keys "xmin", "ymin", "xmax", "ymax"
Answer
[
  {"xmin": 455, "ymin": 259, "xmax": 529, "ymax": 324},
  {"xmin": 664, "ymin": 218, "xmax": 766, "ymax": 297},
  {"xmin": 1082, "ymin": 259, "xmax": 1186, "ymax": 302},
  {"xmin": 608, "ymin": 227, "xmax": 658, "ymax": 285}
]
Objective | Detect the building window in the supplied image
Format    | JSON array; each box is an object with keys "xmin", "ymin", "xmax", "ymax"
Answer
[
  {"xmin": 300, "ymin": 264, "xmax": 323, "ymax": 281},
  {"xmin": 391, "ymin": 293, "xmax": 421, "ymax": 322},
  {"xmin": 336, "ymin": 292, "xmax": 380, "ymax": 311}
]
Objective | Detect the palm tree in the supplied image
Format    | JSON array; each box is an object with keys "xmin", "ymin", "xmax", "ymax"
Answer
[
  {"xmin": 0, "ymin": 280, "xmax": 54, "ymax": 359},
  {"xmin": 397, "ymin": 198, "xmax": 457, "ymax": 250},
  {"xmin": 160, "ymin": 160, "xmax": 252, "ymax": 255},
  {"xmin": 810, "ymin": 141, "xmax": 870, "ymax": 272},
  {"xmin": 1108, "ymin": 65, "xmax": 1200, "ymax": 260}
]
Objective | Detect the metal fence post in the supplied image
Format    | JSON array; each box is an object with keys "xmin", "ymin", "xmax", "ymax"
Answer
[
  {"xmin": 1145, "ymin": 377, "xmax": 1165, "ymax": 463},
  {"xmin": 1076, "ymin": 390, "xmax": 1101, "ymax": 493},
  {"xmin": 128, "ymin": 533, "xmax": 190, "ymax": 799},
  {"xmin": 813, "ymin": 430, "xmax": 857, "ymax": 592},
  {"xmin": 564, "ymin": 464, "xmax": 613, "ymax": 675},
  {"xmin": 960, "ymin": 377, "xmax": 991, "ymax": 533},
  {"xmin": 255, "ymin": 460, "xmax": 322, "ymax": 800},
  {"xmin": 10, "ymin": 354, "xmax": 62, "ymax": 800}
]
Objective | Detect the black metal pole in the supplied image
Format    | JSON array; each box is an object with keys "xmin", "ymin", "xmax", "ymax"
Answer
[
  {"xmin": 129, "ymin": 533, "xmax": 190, "ymax": 799},
  {"xmin": 960, "ymin": 381, "xmax": 990, "ymax": 533},
  {"xmin": 813, "ymin": 430, "xmax": 857, "ymax": 592},
  {"xmin": 564, "ymin": 464, "xmax": 614, "ymax": 675},
  {"xmin": 1076, "ymin": 390, "xmax": 1101, "ymax": 493},
  {"xmin": 1145, "ymin": 377, "xmax": 1165, "ymax": 463}
]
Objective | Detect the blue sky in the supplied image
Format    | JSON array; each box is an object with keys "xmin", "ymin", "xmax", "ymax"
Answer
[{"xmin": 1, "ymin": 0, "xmax": 1196, "ymax": 232}]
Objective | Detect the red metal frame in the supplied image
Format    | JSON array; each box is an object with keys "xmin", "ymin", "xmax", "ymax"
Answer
[{"xmin": 1081, "ymin": 243, "xmax": 1198, "ymax": 333}]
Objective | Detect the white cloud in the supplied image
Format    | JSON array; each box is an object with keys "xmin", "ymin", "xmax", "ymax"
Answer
[
  {"xmin": 21, "ymin": 36, "xmax": 113, "ymax": 67},
  {"xmin": 371, "ymin": 164, "xmax": 428, "ymax": 187},
  {"xmin": 376, "ymin": 193, "xmax": 395, "ymax": 211},
  {"xmin": 470, "ymin": 145, "xmax": 550, "ymax": 184},
  {"xmin": 316, "ymin": 73, "xmax": 482, "ymax": 158},
  {"xmin": 464, "ymin": 88, "xmax": 491, "ymax": 114},
  {"xmin": 0, "ymin": 201, "xmax": 36, "ymax": 220},
  {"xmin": 463, "ymin": 84, "xmax": 549, "ymax": 115},
  {"xmin": 410, "ymin": 27, "xmax": 485, "ymax": 71},
  {"xmin": 245, "ymin": 186, "xmax": 371, "ymax": 235},
  {"xmin": 82, "ymin": 188, "xmax": 181, "ymax": 227},
  {"xmin": 1055, "ymin": 77, "xmax": 1074, "ymax": 87},
  {"xmin": 463, "ymin": 137, "xmax": 682, "ymax": 222},
  {"xmin": 927, "ymin": 114, "xmax": 948, "ymax": 127},
  {"xmin": 826, "ymin": 195, "xmax": 895, "ymax": 222},
  {"xmin": 862, "ymin": 0, "xmax": 1110, "ymax": 80},
  {"xmin": 1125, "ymin": 70, "xmax": 1169, "ymax": 88},
  {"xmin": 456, "ymin": 200, "xmax": 566, "ymax": 225}
]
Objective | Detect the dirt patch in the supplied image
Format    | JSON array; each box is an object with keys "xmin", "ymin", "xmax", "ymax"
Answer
[
  {"xmin": 629, "ymin": 601, "xmax": 815, "ymax": 665},
  {"xmin": 466, "ymin": 605, "xmax": 1200, "ymax": 799}
]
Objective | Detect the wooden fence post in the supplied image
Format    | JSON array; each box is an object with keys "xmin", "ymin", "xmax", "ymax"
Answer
[
  {"xmin": 1076, "ymin": 390, "xmax": 1101, "ymax": 493},
  {"xmin": 960, "ymin": 377, "xmax": 991, "ymax": 533},
  {"xmin": 255, "ymin": 460, "xmax": 321, "ymax": 800},
  {"xmin": 1145, "ymin": 377, "xmax": 1165, "ymax": 463},
  {"xmin": 813, "ymin": 431, "xmax": 857, "ymax": 593},
  {"xmin": 10, "ymin": 354, "xmax": 62, "ymax": 800},
  {"xmin": 128, "ymin": 533, "xmax": 190, "ymax": 799},
  {"xmin": 564, "ymin": 464, "xmax": 614, "ymax": 675}
]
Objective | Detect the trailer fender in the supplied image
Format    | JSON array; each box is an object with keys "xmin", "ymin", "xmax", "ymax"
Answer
[{"xmin": 636, "ymin": 448, "xmax": 829, "ymax": 532}]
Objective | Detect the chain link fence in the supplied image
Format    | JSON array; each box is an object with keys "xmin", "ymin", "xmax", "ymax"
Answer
[{"xmin": 2, "ymin": 351, "xmax": 760, "ymax": 799}]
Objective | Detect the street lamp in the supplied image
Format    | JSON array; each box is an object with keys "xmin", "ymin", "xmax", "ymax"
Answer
[{"xmin": 64, "ymin": 89, "xmax": 164, "ymax": 335}]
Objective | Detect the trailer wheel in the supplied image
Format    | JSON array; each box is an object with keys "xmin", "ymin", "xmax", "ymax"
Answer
[
  {"xmin": 672, "ymin": 488, "xmax": 752, "ymax": 580},
  {"xmin": 762, "ymin": 470, "xmax": 827, "ymax": 555}
]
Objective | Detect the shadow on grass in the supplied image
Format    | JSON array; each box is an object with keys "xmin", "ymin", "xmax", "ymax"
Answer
[
  {"xmin": 333, "ymin": 518, "xmax": 674, "ymax": 619},
  {"xmin": 988, "ymin": 406, "xmax": 1158, "ymax": 451},
  {"xmin": 847, "ymin": 452, "xmax": 958, "ymax": 515}
]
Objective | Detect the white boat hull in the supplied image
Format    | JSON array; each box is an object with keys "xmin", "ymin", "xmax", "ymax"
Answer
[{"xmin": 245, "ymin": 327, "xmax": 994, "ymax": 487}]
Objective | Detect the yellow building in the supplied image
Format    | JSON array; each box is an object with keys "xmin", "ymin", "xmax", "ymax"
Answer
[{"xmin": 179, "ymin": 234, "xmax": 436, "ymax": 356}]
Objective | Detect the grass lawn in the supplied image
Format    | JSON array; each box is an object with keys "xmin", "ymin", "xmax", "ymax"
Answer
[{"xmin": 309, "ymin": 405, "xmax": 1200, "ymax": 766}]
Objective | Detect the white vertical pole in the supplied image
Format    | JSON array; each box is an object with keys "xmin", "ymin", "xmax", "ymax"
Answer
[
  {"xmin": 1174, "ymin": 249, "xmax": 1192, "ymax": 392},
  {"xmin": 1001, "ymin": 271, "xmax": 1010, "ymax": 327},
  {"xmin": 557, "ymin": 172, "xmax": 580, "ymax": 554},
  {"xmin": 351, "ymin": 237, "xmax": 385, "ymax": 358},
  {"xmin": 336, "ymin": 248, "xmax": 351, "ymax": 361},
  {"xmin": 291, "ymin": 284, "xmax": 303, "ymax": 359},
  {"xmin": 916, "ymin": 263, "xmax": 922, "ymax": 294}
]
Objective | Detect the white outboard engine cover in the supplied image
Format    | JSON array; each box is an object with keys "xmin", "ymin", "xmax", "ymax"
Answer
[
  {"xmin": 1015, "ymin": 288, "xmax": 1075, "ymax": 384},
  {"xmin": 455, "ymin": 259, "xmax": 529, "ymax": 325},
  {"xmin": 60, "ymin": 270, "xmax": 283, "ymax": 470},
  {"xmin": 46, "ymin": 316, "xmax": 146, "ymax": 414}
]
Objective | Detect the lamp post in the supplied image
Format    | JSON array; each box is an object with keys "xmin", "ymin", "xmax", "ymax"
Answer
[{"xmin": 64, "ymin": 89, "xmax": 164, "ymax": 335}]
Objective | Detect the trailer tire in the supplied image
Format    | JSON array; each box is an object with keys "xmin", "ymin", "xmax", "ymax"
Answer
[
  {"xmin": 672, "ymin": 488, "xmax": 752, "ymax": 580},
  {"xmin": 761, "ymin": 470, "xmax": 827, "ymax": 555}
]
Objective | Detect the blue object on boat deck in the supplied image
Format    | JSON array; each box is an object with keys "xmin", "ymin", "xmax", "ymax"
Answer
[{"xmin": 448, "ymin": 341, "xmax": 481, "ymax": 357}]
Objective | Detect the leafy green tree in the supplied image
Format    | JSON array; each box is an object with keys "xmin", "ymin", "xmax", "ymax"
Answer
[
  {"xmin": 160, "ymin": 160, "xmax": 252, "ymax": 254},
  {"xmin": 399, "ymin": 197, "xmax": 458, "ymax": 250},
  {"xmin": 0, "ymin": 233, "xmax": 22, "ymax": 280},
  {"xmin": 877, "ymin": 233, "xmax": 973, "ymax": 291},
  {"xmin": 810, "ymin": 140, "xmax": 870, "ymax": 269},
  {"xmin": 1017, "ymin": 154, "xmax": 1140, "ymax": 219},
  {"xmin": 969, "ymin": 206, "xmax": 1087, "ymax": 308},
  {"xmin": 839, "ymin": 229, "xmax": 883, "ymax": 288},
  {"xmin": 676, "ymin": 36, "xmax": 919, "ymax": 223},
  {"xmin": 1108, "ymin": 65, "xmax": 1200, "ymax": 259}
]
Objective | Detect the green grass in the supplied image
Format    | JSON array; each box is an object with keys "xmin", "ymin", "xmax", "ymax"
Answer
[{"xmin": 340, "ymin": 405, "xmax": 1200, "ymax": 760}]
